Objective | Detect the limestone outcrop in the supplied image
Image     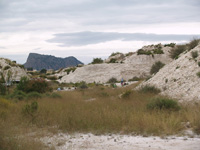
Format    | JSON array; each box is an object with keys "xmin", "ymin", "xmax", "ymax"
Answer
[
  {"xmin": 59, "ymin": 44, "xmax": 173, "ymax": 83},
  {"xmin": 139, "ymin": 43, "xmax": 200, "ymax": 101},
  {"xmin": 0, "ymin": 58, "xmax": 27, "ymax": 82}
]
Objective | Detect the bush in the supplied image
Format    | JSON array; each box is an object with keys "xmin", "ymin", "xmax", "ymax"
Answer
[
  {"xmin": 108, "ymin": 77, "xmax": 117, "ymax": 83},
  {"xmin": 77, "ymin": 81, "xmax": 88, "ymax": 89},
  {"xmin": 10, "ymin": 90, "xmax": 27, "ymax": 100},
  {"xmin": 139, "ymin": 85, "xmax": 161, "ymax": 94},
  {"xmin": 137, "ymin": 49, "xmax": 152, "ymax": 55},
  {"xmin": 150, "ymin": 61, "xmax": 165, "ymax": 75},
  {"xmin": 17, "ymin": 77, "xmax": 52, "ymax": 93},
  {"xmin": 170, "ymin": 45, "xmax": 187, "ymax": 59},
  {"xmin": 188, "ymin": 39, "xmax": 200, "ymax": 50},
  {"xmin": 164, "ymin": 43, "xmax": 176, "ymax": 47},
  {"xmin": 152, "ymin": 49, "xmax": 164, "ymax": 54},
  {"xmin": 121, "ymin": 90, "xmax": 132, "ymax": 99},
  {"xmin": 191, "ymin": 51, "xmax": 198, "ymax": 59},
  {"xmin": 47, "ymin": 76, "xmax": 58, "ymax": 80},
  {"xmin": 0, "ymin": 84, "xmax": 6, "ymax": 95},
  {"xmin": 49, "ymin": 92, "xmax": 62, "ymax": 98},
  {"xmin": 3, "ymin": 66, "xmax": 10, "ymax": 70},
  {"xmin": 198, "ymin": 62, "xmax": 200, "ymax": 67},
  {"xmin": 110, "ymin": 52, "xmax": 121, "ymax": 57},
  {"xmin": 91, "ymin": 58, "xmax": 103, "ymax": 64},
  {"xmin": 196, "ymin": 72, "xmax": 200, "ymax": 78},
  {"xmin": 147, "ymin": 98, "xmax": 180, "ymax": 111},
  {"xmin": 64, "ymin": 67, "xmax": 76, "ymax": 74},
  {"xmin": 22, "ymin": 101, "xmax": 38, "ymax": 123},
  {"xmin": 128, "ymin": 76, "xmax": 141, "ymax": 81},
  {"xmin": 109, "ymin": 58, "xmax": 117, "ymax": 63},
  {"xmin": 27, "ymin": 92, "xmax": 42, "ymax": 99},
  {"xmin": 40, "ymin": 69, "xmax": 47, "ymax": 74}
]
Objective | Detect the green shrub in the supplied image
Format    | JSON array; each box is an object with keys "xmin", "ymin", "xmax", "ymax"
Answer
[
  {"xmin": 10, "ymin": 90, "xmax": 27, "ymax": 100},
  {"xmin": 64, "ymin": 67, "xmax": 76, "ymax": 74},
  {"xmin": 196, "ymin": 72, "xmax": 200, "ymax": 78},
  {"xmin": 198, "ymin": 62, "xmax": 200, "ymax": 67},
  {"xmin": 150, "ymin": 61, "xmax": 165, "ymax": 75},
  {"xmin": 153, "ymin": 49, "xmax": 164, "ymax": 54},
  {"xmin": 191, "ymin": 51, "xmax": 198, "ymax": 59},
  {"xmin": 27, "ymin": 92, "xmax": 42, "ymax": 99},
  {"xmin": 137, "ymin": 49, "xmax": 152, "ymax": 55},
  {"xmin": 22, "ymin": 101, "xmax": 38, "ymax": 123},
  {"xmin": 170, "ymin": 45, "xmax": 187, "ymax": 59},
  {"xmin": 121, "ymin": 90, "xmax": 132, "ymax": 99},
  {"xmin": 17, "ymin": 77, "xmax": 52, "ymax": 93},
  {"xmin": 147, "ymin": 98, "xmax": 180, "ymax": 111},
  {"xmin": 0, "ymin": 84, "xmax": 6, "ymax": 95},
  {"xmin": 128, "ymin": 76, "xmax": 141, "ymax": 81},
  {"xmin": 47, "ymin": 76, "xmax": 57, "ymax": 80},
  {"xmin": 91, "ymin": 58, "xmax": 103, "ymax": 64},
  {"xmin": 108, "ymin": 77, "xmax": 117, "ymax": 83},
  {"xmin": 109, "ymin": 58, "xmax": 117, "ymax": 63},
  {"xmin": 139, "ymin": 85, "xmax": 161, "ymax": 94},
  {"xmin": 110, "ymin": 52, "xmax": 121, "ymax": 57},
  {"xmin": 78, "ymin": 81, "xmax": 88, "ymax": 89},
  {"xmin": 40, "ymin": 69, "xmax": 47, "ymax": 74},
  {"xmin": 3, "ymin": 66, "xmax": 10, "ymax": 70},
  {"xmin": 164, "ymin": 43, "xmax": 176, "ymax": 47},
  {"xmin": 49, "ymin": 92, "xmax": 62, "ymax": 98},
  {"xmin": 188, "ymin": 39, "xmax": 200, "ymax": 50}
]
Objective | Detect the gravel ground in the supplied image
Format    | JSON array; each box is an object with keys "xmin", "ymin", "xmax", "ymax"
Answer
[{"xmin": 42, "ymin": 133, "xmax": 200, "ymax": 150}]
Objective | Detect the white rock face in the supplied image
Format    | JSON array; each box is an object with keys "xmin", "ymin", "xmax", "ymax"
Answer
[
  {"xmin": 59, "ymin": 45, "xmax": 172, "ymax": 83},
  {"xmin": 139, "ymin": 44, "xmax": 200, "ymax": 101},
  {"xmin": 0, "ymin": 58, "xmax": 28, "ymax": 81}
]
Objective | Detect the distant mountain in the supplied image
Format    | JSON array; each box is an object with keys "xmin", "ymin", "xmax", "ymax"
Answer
[{"xmin": 24, "ymin": 53, "xmax": 83, "ymax": 70}]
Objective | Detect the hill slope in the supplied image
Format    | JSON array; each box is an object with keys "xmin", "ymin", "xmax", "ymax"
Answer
[
  {"xmin": 59, "ymin": 44, "xmax": 173, "ymax": 83},
  {"xmin": 0, "ymin": 58, "xmax": 27, "ymax": 82},
  {"xmin": 24, "ymin": 53, "xmax": 83, "ymax": 70},
  {"xmin": 139, "ymin": 43, "xmax": 200, "ymax": 101}
]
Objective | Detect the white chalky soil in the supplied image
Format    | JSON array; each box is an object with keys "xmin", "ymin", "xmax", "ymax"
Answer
[{"xmin": 42, "ymin": 133, "xmax": 200, "ymax": 150}]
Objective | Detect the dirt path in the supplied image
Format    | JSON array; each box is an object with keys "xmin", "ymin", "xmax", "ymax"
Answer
[{"xmin": 42, "ymin": 133, "xmax": 200, "ymax": 150}]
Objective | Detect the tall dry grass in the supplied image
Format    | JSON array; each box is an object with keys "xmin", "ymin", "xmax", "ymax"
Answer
[{"xmin": 1, "ymin": 83, "xmax": 200, "ymax": 149}]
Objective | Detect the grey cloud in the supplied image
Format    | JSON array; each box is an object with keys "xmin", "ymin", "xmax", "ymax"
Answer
[
  {"xmin": 0, "ymin": 0, "xmax": 200, "ymax": 32},
  {"xmin": 0, "ymin": 46, "xmax": 6, "ymax": 49},
  {"xmin": 47, "ymin": 31, "xmax": 200, "ymax": 46}
]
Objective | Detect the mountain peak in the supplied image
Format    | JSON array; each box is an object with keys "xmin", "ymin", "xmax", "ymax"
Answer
[{"xmin": 24, "ymin": 53, "xmax": 83, "ymax": 70}]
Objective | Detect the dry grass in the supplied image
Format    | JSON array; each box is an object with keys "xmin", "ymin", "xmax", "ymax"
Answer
[{"xmin": 0, "ymin": 83, "xmax": 200, "ymax": 149}]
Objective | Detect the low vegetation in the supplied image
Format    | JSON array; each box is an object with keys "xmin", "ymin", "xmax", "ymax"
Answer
[
  {"xmin": 188, "ymin": 38, "xmax": 200, "ymax": 50},
  {"xmin": 139, "ymin": 85, "xmax": 161, "ymax": 94},
  {"xmin": 147, "ymin": 97, "xmax": 180, "ymax": 111},
  {"xmin": 91, "ymin": 58, "xmax": 103, "ymax": 64},
  {"xmin": 64, "ymin": 67, "xmax": 76, "ymax": 74},
  {"xmin": 191, "ymin": 51, "xmax": 198, "ymax": 59},
  {"xmin": 0, "ymin": 81, "xmax": 200, "ymax": 150},
  {"xmin": 170, "ymin": 45, "xmax": 187, "ymax": 59},
  {"xmin": 150, "ymin": 61, "xmax": 165, "ymax": 75},
  {"xmin": 164, "ymin": 43, "xmax": 176, "ymax": 47}
]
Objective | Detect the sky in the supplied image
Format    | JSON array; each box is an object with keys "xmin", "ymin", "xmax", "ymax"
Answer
[{"xmin": 0, "ymin": 0, "xmax": 200, "ymax": 64}]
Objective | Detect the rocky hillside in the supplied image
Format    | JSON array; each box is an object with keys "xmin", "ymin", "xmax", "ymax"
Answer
[
  {"xmin": 139, "ymin": 42, "xmax": 200, "ymax": 101},
  {"xmin": 59, "ymin": 44, "xmax": 173, "ymax": 83},
  {"xmin": 0, "ymin": 58, "xmax": 28, "ymax": 82},
  {"xmin": 24, "ymin": 53, "xmax": 83, "ymax": 70}
]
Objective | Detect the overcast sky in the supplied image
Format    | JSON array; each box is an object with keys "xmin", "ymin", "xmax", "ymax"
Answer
[{"xmin": 0, "ymin": 0, "xmax": 200, "ymax": 64}]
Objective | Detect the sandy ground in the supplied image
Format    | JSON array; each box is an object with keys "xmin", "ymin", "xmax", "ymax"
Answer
[{"xmin": 42, "ymin": 133, "xmax": 200, "ymax": 150}]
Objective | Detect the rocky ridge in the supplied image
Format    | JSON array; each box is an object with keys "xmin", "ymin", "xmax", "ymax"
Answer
[
  {"xmin": 0, "ymin": 58, "xmax": 28, "ymax": 82},
  {"xmin": 139, "ymin": 43, "xmax": 200, "ymax": 101},
  {"xmin": 59, "ymin": 44, "xmax": 173, "ymax": 83},
  {"xmin": 24, "ymin": 53, "xmax": 83, "ymax": 70}
]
